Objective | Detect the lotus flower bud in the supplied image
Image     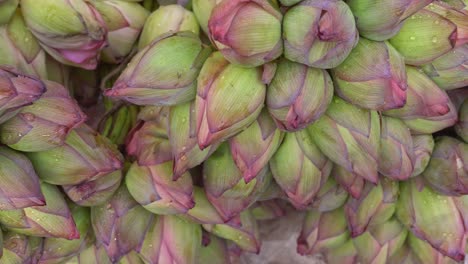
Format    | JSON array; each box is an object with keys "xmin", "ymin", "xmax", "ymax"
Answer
[
  {"xmin": 1, "ymin": 232, "xmax": 42, "ymax": 263},
  {"xmin": 323, "ymin": 239, "xmax": 358, "ymax": 264},
  {"xmin": 389, "ymin": 2, "xmax": 468, "ymax": 65},
  {"xmin": 228, "ymin": 109, "xmax": 283, "ymax": 181},
  {"xmin": 283, "ymin": 0, "xmax": 358, "ymax": 69},
  {"xmin": 169, "ymin": 102, "xmax": 218, "ymax": 180},
  {"xmin": 20, "ymin": 0, "xmax": 107, "ymax": 69},
  {"xmin": 308, "ymin": 97, "xmax": 381, "ymax": 183},
  {"xmin": 204, "ymin": 143, "xmax": 272, "ymax": 221},
  {"xmin": 92, "ymin": 1, "xmax": 149, "ymax": 64},
  {"xmin": 105, "ymin": 32, "xmax": 211, "ymax": 106},
  {"xmin": 270, "ymin": 131, "xmax": 332, "ymax": 209},
  {"xmin": 139, "ymin": 5, "xmax": 199, "ymax": 50},
  {"xmin": 411, "ymin": 135, "xmax": 435, "ymax": 177},
  {"xmin": 63, "ymin": 170, "xmax": 122, "ymax": 207},
  {"xmin": 0, "ymin": 80, "xmax": 86, "ymax": 152},
  {"xmin": 184, "ymin": 186, "xmax": 224, "ymax": 224},
  {"xmin": 397, "ymin": 178, "xmax": 466, "ymax": 261},
  {"xmin": 27, "ymin": 124, "xmax": 123, "ymax": 185},
  {"xmin": 192, "ymin": 0, "xmax": 222, "ymax": 35},
  {"xmin": 74, "ymin": 244, "xmax": 112, "ymax": 264},
  {"xmin": 0, "ymin": 146, "xmax": 45, "ymax": 209},
  {"xmin": 353, "ymin": 218, "xmax": 408, "ymax": 264},
  {"xmin": 208, "ymin": 0, "xmax": 283, "ymax": 67},
  {"xmin": 384, "ymin": 66, "xmax": 458, "ymax": 134},
  {"xmin": 422, "ymin": 136, "xmax": 468, "ymax": 195},
  {"xmin": 126, "ymin": 161, "xmax": 195, "ymax": 215},
  {"xmin": 345, "ymin": 179, "xmax": 399, "ymax": 237},
  {"xmin": 266, "ymin": 58, "xmax": 333, "ymax": 131},
  {"xmin": 331, "ymin": 165, "xmax": 365, "ymax": 199},
  {"xmin": 0, "ymin": 11, "xmax": 47, "ymax": 79},
  {"xmin": 379, "ymin": 116, "xmax": 415, "ymax": 180},
  {"xmin": 312, "ymin": 177, "xmax": 348, "ymax": 212},
  {"xmin": 331, "ymin": 38, "xmax": 407, "ymax": 111},
  {"xmin": 347, "ymin": 0, "xmax": 433, "ymax": 41},
  {"xmin": 137, "ymin": 215, "xmax": 202, "ymax": 264},
  {"xmin": 0, "ymin": 0, "xmax": 18, "ymax": 25},
  {"xmin": 251, "ymin": 200, "xmax": 286, "ymax": 220},
  {"xmin": 196, "ymin": 52, "xmax": 266, "ymax": 148},
  {"xmin": 297, "ymin": 208, "xmax": 349, "ymax": 256},
  {"xmin": 408, "ymin": 233, "xmax": 459, "ymax": 264},
  {"xmin": 199, "ymin": 232, "xmax": 231, "ymax": 264},
  {"xmin": 203, "ymin": 210, "xmax": 260, "ymax": 253},
  {"xmin": 91, "ymin": 185, "xmax": 154, "ymax": 263},
  {"xmin": 0, "ymin": 67, "xmax": 46, "ymax": 124},
  {"xmin": 0, "ymin": 183, "xmax": 79, "ymax": 239},
  {"xmin": 456, "ymin": 100, "xmax": 468, "ymax": 142},
  {"xmin": 38, "ymin": 205, "xmax": 93, "ymax": 264},
  {"xmin": 422, "ymin": 44, "xmax": 468, "ymax": 90}
]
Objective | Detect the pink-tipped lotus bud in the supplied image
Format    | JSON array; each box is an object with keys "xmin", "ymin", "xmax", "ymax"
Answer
[
  {"xmin": 411, "ymin": 135, "xmax": 435, "ymax": 177},
  {"xmin": 332, "ymin": 165, "xmax": 366, "ymax": 199},
  {"xmin": 312, "ymin": 177, "xmax": 349, "ymax": 212},
  {"xmin": 192, "ymin": 0, "xmax": 222, "ymax": 35}
]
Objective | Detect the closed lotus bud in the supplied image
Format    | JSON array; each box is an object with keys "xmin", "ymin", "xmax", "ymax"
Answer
[
  {"xmin": 228, "ymin": 109, "xmax": 283, "ymax": 182},
  {"xmin": 20, "ymin": 0, "xmax": 107, "ymax": 69},
  {"xmin": 105, "ymin": 32, "xmax": 211, "ymax": 105},
  {"xmin": 203, "ymin": 210, "xmax": 260, "ymax": 253},
  {"xmin": 63, "ymin": 170, "xmax": 123, "ymax": 207},
  {"xmin": 199, "ymin": 232, "xmax": 231, "ymax": 264},
  {"xmin": 379, "ymin": 116, "xmax": 415, "ymax": 180},
  {"xmin": 0, "ymin": 146, "xmax": 45, "ymax": 209},
  {"xmin": 0, "ymin": 11, "xmax": 47, "ymax": 79},
  {"xmin": 422, "ymin": 44, "xmax": 468, "ymax": 90},
  {"xmin": 204, "ymin": 143, "xmax": 272, "ymax": 221},
  {"xmin": 312, "ymin": 177, "xmax": 348, "ymax": 212},
  {"xmin": 389, "ymin": 2, "xmax": 468, "ymax": 65},
  {"xmin": 0, "ymin": 0, "xmax": 18, "ymax": 25},
  {"xmin": 408, "ymin": 233, "xmax": 459, "ymax": 264},
  {"xmin": 283, "ymin": 0, "xmax": 358, "ymax": 69},
  {"xmin": 270, "ymin": 131, "xmax": 332, "ymax": 209},
  {"xmin": 184, "ymin": 186, "xmax": 224, "ymax": 224},
  {"xmin": 137, "ymin": 215, "xmax": 202, "ymax": 264},
  {"xmin": 353, "ymin": 218, "xmax": 408, "ymax": 264},
  {"xmin": 27, "ymin": 125, "xmax": 123, "ymax": 185},
  {"xmin": 331, "ymin": 38, "xmax": 407, "ymax": 111},
  {"xmin": 347, "ymin": 0, "xmax": 433, "ymax": 41},
  {"xmin": 297, "ymin": 208, "xmax": 349, "ymax": 256},
  {"xmin": 323, "ymin": 239, "xmax": 358, "ymax": 264},
  {"xmin": 208, "ymin": 0, "xmax": 283, "ymax": 67},
  {"xmin": 192, "ymin": 0, "xmax": 222, "ymax": 35},
  {"xmin": 126, "ymin": 161, "xmax": 195, "ymax": 215},
  {"xmin": 0, "ymin": 183, "xmax": 79, "ymax": 239},
  {"xmin": 1, "ymin": 232, "xmax": 42, "ymax": 263},
  {"xmin": 251, "ymin": 200, "xmax": 286, "ymax": 220},
  {"xmin": 332, "ymin": 165, "xmax": 365, "ymax": 199},
  {"xmin": 91, "ymin": 185, "xmax": 154, "ymax": 263},
  {"xmin": 384, "ymin": 66, "xmax": 457, "ymax": 134},
  {"xmin": 0, "ymin": 80, "xmax": 86, "ymax": 152},
  {"xmin": 411, "ymin": 135, "xmax": 435, "ymax": 177},
  {"xmin": 345, "ymin": 179, "xmax": 399, "ymax": 237},
  {"xmin": 422, "ymin": 136, "xmax": 468, "ymax": 195},
  {"xmin": 456, "ymin": 99, "xmax": 468, "ymax": 142},
  {"xmin": 169, "ymin": 102, "xmax": 218, "ymax": 180},
  {"xmin": 74, "ymin": 244, "xmax": 111, "ymax": 264},
  {"xmin": 38, "ymin": 205, "xmax": 93, "ymax": 264},
  {"xmin": 397, "ymin": 178, "xmax": 466, "ymax": 261},
  {"xmin": 0, "ymin": 67, "xmax": 46, "ymax": 124},
  {"xmin": 139, "ymin": 5, "xmax": 199, "ymax": 50},
  {"xmin": 92, "ymin": 0, "xmax": 149, "ymax": 63},
  {"xmin": 308, "ymin": 97, "xmax": 381, "ymax": 183},
  {"xmin": 266, "ymin": 58, "xmax": 333, "ymax": 131},
  {"xmin": 196, "ymin": 52, "xmax": 266, "ymax": 149}
]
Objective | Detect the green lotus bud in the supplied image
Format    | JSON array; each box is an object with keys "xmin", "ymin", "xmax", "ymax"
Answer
[
  {"xmin": 345, "ymin": 179, "xmax": 399, "ymax": 237},
  {"xmin": 331, "ymin": 38, "xmax": 408, "ymax": 111},
  {"xmin": 331, "ymin": 165, "xmax": 365, "ymax": 199},
  {"xmin": 105, "ymin": 32, "xmax": 211, "ymax": 106},
  {"xmin": 266, "ymin": 58, "xmax": 333, "ymax": 131},
  {"xmin": 283, "ymin": 0, "xmax": 359, "ymax": 69},
  {"xmin": 397, "ymin": 178, "xmax": 466, "ymax": 261},
  {"xmin": 208, "ymin": 0, "xmax": 283, "ymax": 67},
  {"xmin": 139, "ymin": 5, "xmax": 199, "ymax": 50},
  {"xmin": 192, "ymin": 0, "xmax": 222, "ymax": 35},
  {"xmin": 0, "ymin": 182, "xmax": 79, "ymax": 239},
  {"xmin": 408, "ymin": 232, "xmax": 460, "ymax": 264},
  {"xmin": 297, "ymin": 208, "xmax": 349, "ymax": 256},
  {"xmin": 27, "ymin": 124, "xmax": 123, "ymax": 185},
  {"xmin": 196, "ymin": 52, "xmax": 266, "ymax": 149},
  {"xmin": 411, "ymin": 135, "xmax": 435, "ymax": 177},
  {"xmin": 456, "ymin": 99, "xmax": 468, "ymax": 142},
  {"xmin": 0, "ymin": 0, "xmax": 18, "ymax": 25},
  {"xmin": 312, "ymin": 177, "xmax": 348, "ymax": 212},
  {"xmin": 270, "ymin": 131, "xmax": 332, "ymax": 209},
  {"xmin": 347, "ymin": 0, "xmax": 433, "ymax": 41},
  {"xmin": 379, "ymin": 116, "xmax": 415, "ymax": 180},
  {"xmin": 126, "ymin": 161, "xmax": 195, "ymax": 215},
  {"xmin": 1, "ymin": 232, "xmax": 42, "ymax": 263},
  {"xmin": 74, "ymin": 244, "xmax": 111, "ymax": 264},
  {"xmin": 308, "ymin": 97, "xmax": 381, "ymax": 183},
  {"xmin": 323, "ymin": 239, "xmax": 358, "ymax": 264},
  {"xmin": 92, "ymin": 0, "xmax": 149, "ymax": 63},
  {"xmin": 184, "ymin": 186, "xmax": 224, "ymax": 224},
  {"xmin": 199, "ymin": 232, "xmax": 230, "ymax": 264},
  {"xmin": 250, "ymin": 200, "xmax": 286, "ymax": 221},
  {"xmin": 422, "ymin": 136, "xmax": 468, "ymax": 195}
]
